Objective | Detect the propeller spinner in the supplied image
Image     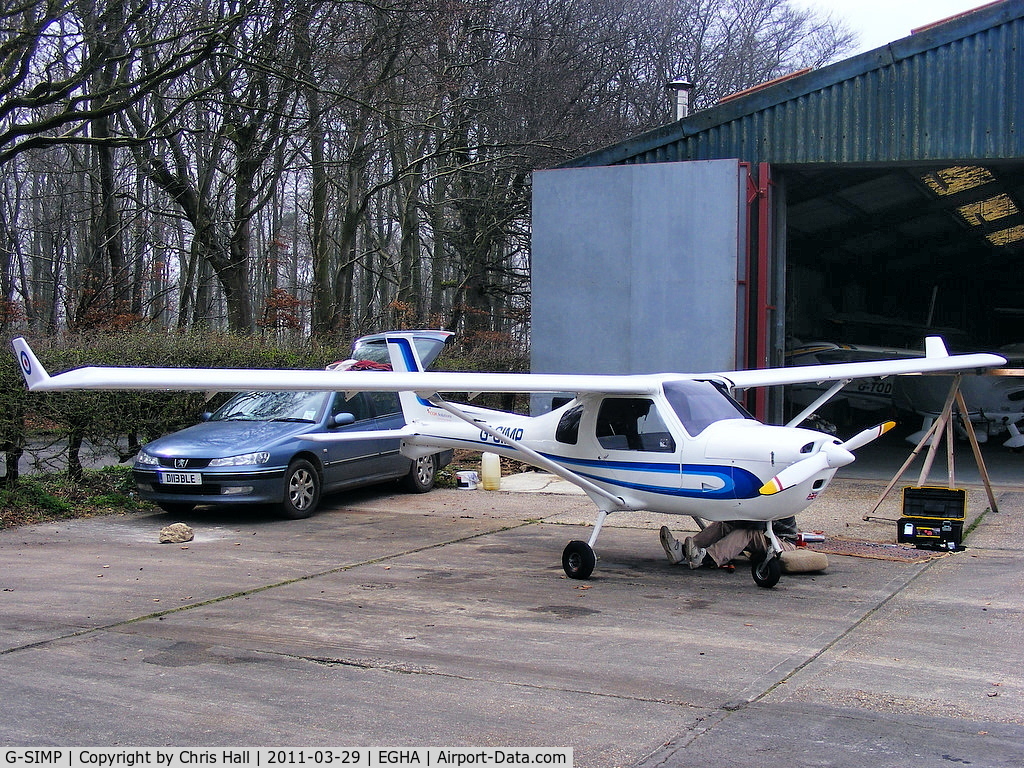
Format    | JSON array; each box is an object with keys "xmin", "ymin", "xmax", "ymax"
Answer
[{"xmin": 759, "ymin": 421, "xmax": 896, "ymax": 495}]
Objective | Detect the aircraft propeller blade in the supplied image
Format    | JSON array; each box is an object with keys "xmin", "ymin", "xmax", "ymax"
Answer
[
  {"xmin": 759, "ymin": 445, "xmax": 851, "ymax": 495},
  {"xmin": 842, "ymin": 420, "xmax": 896, "ymax": 451},
  {"xmin": 760, "ymin": 421, "xmax": 896, "ymax": 495}
]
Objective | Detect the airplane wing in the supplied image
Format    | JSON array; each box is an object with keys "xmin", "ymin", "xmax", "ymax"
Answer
[
  {"xmin": 12, "ymin": 337, "xmax": 660, "ymax": 395},
  {"xmin": 718, "ymin": 350, "xmax": 1006, "ymax": 390},
  {"xmin": 11, "ymin": 336, "xmax": 1006, "ymax": 396}
]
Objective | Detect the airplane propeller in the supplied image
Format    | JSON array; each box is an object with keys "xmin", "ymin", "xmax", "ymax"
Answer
[{"xmin": 759, "ymin": 421, "xmax": 895, "ymax": 495}]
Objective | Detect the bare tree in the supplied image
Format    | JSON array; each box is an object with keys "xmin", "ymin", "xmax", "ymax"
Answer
[
  {"xmin": 0, "ymin": 0, "xmax": 242, "ymax": 165},
  {"xmin": 125, "ymin": 1, "xmax": 303, "ymax": 333},
  {"xmin": 613, "ymin": 0, "xmax": 856, "ymax": 125},
  {"xmin": 0, "ymin": 0, "xmax": 855, "ymax": 342}
]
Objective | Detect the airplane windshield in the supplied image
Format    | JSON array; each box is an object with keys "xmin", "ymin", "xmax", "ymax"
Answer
[{"xmin": 662, "ymin": 380, "xmax": 753, "ymax": 436}]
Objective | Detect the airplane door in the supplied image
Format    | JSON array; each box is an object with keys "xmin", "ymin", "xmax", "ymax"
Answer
[
  {"xmin": 592, "ymin": 397, "xmax": 687, "ymax": 492},
  {"xmin": 590, "ymin": 397, "xmax": 739, "ymax": 501}
]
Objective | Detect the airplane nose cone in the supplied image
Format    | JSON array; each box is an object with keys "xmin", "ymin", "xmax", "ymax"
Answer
[{"xmin": 822, "ymin": 441, "xmax": 855, "ymax": 468}]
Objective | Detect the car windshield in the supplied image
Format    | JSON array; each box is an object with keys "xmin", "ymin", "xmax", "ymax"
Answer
[
  {"xmin": 663, "ymin": 379, "xmax": 753, "ymax": 436},
  {"xmin": 210, "ymin": 391, "xmax": 330, "ymax": 423}
]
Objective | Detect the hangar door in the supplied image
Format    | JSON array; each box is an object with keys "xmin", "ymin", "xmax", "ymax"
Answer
[{"xmin": 531, "ymin": 160, "xmax": 776, "ymax": 416}]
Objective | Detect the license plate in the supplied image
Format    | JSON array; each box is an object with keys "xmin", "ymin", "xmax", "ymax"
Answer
[{"xmin": 158, "ymin": 471, "xmax": 202, "ymax": 485}]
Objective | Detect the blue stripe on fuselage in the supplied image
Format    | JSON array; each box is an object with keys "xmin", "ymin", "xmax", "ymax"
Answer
[
  {"xmin": 411, "ymin": 434, "xmax": 763, "ymax": 500},
  {"xmin": 547, "ymin": 454, "xmax": 762, "ymax": 500}
]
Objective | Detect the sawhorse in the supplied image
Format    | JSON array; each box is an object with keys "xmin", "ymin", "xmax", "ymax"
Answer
[{"xmin": 863, "ymin": 374, "xmax": 1000, "ymax": 520}]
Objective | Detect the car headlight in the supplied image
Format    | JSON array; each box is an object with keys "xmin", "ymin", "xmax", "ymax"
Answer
[
  {"xmin": 135, "ymin": 451, "xmax": 160, "ymax": 466},
  {"xmin": 208, "ymin": 452, "xmax": 271, "ymax": 467}
]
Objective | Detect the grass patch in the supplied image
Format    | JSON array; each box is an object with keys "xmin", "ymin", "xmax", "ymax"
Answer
[{"xmin": 0, "ymin": 466, "xmax": 144, "ymax": 529}]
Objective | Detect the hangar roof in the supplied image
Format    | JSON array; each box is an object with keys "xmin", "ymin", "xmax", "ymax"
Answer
[
  {"xmin": 565, "ymin": 0, "xmax": 1024, "ymax": 168},
  {"xmin": 562, "ymin": 0, "xmax": 1024, "ymax": 349}
]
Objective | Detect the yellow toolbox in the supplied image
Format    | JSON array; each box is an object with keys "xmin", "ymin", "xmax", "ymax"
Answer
[{"xmin": 897, "ymin": 486, "xmax": 966, "ymax": 551}]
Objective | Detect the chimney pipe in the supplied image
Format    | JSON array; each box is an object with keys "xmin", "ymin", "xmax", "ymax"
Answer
[{"xmin": 667, "ymin": 78, "xmax": 694, "ymax": 121}]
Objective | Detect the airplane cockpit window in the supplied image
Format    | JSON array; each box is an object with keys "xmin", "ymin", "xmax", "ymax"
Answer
[
  {"xmin": 595, "ymin": 398, "xmax": 675, "ymax": 452},
  {"xmin": 555, "ymin": 404, "xmax": 584, "ymax": 444},
  {"xmin": 663, "ymin": 379, "xmax": 753, "ymax": 436}
]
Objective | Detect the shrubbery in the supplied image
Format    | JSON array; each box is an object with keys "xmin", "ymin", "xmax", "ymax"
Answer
[{"xmin": 0, "ymin": 466, "xmax": 138, "ymax": 529}]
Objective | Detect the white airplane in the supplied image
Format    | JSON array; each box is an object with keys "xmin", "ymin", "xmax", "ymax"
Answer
[
  {"xmin": 785, "ymin": 341, "xmax": 920, "ymax": 416},
  {"xmin": 11, "ymin": 334, "xmax": 1005, "ymax": 588},
  {"xmin": 894, "ymin": 362, "xmax": 1024, "ymax": 449},
  {"xmin": 788, "ymin": 340, "xmax": 1024, "ymax": 449}
]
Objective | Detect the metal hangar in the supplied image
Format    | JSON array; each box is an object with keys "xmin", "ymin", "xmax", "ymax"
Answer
[{"xmin": 530, "ymin": 0, "xmax": 1024, "ymax": 421}]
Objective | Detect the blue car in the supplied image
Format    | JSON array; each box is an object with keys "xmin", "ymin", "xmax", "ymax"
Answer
[{"xmin": 132, "ymin": 331, "xmax": 454, "ymax": 518}]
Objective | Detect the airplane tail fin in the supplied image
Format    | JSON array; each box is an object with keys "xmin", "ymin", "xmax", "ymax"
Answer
[
  {"xmin": 386, "ymin": 335, "xmax": 434, "ymax": 423},
  {"xmin": 12, "ymin": 337, "xmax": 51, "ymax": 390},
  {"xmin": 386, "ymin": 335, "xmax": 426, "ymax": 374},
  {"xmin": 925, "ymin": 336, "xmax": 950, "ymax": 358}
]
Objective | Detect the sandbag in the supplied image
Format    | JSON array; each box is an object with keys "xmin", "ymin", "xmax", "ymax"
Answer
[{"xmin": 780, "ymin": 548, "xmax": 828, "ymax": 573}]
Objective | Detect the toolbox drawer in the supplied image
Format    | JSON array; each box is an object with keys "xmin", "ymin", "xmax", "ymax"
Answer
[{"xmin": 897, "ymin": 517, "xmax": 964, "ymax": 551}]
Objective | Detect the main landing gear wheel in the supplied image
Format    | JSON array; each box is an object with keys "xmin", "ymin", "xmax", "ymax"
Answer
[
  {"xmin": 562, "ymin": 540, "xmax": 596, "ymax": 580},
  {"xmin": 751, "ymin": 553, "xmax": 782, "ymax": 589}
]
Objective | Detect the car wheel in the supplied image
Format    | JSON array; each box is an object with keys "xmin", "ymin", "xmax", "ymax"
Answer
[
  {"xmin": 402, "ymin": 453, "xmax": 437, "ymax": 493},
  {"xmin": 280, "ymin": 458, "xmax": 321, "ymax": 519}
]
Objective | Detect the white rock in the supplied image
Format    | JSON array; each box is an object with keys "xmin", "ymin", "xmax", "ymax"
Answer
[{"xmin": 159, "ymin": 522, "xmax": 194, "ymax": 544}]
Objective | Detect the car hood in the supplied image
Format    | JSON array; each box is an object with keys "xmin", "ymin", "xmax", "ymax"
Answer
[{"xmin": 141, "ymin": 420, "xmax": 316, "ymax": 459}]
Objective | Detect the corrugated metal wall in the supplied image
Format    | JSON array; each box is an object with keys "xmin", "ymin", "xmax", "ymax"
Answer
[{"xmin": 567, "ymin": 1, "xmax": 1024, "ymax": 168}]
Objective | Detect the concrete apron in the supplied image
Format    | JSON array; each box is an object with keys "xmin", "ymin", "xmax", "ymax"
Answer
[{"xmin": 1, "ymin": 478, "xmax": 1022, "ymax": 767}]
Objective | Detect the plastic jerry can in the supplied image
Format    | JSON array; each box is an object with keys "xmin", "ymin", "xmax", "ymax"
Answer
[{"xmin": 481, "ymin": 452, "xmax": 501, "ymax": 490}]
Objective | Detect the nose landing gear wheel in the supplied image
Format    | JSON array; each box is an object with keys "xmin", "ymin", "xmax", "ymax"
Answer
[
  {"xmin": 751, "ymin": 553, "xmax": 782, "ymax": 588},
  {"xmin": 562, "ymin": 540, "xmax": 596, "ymax": 579}
]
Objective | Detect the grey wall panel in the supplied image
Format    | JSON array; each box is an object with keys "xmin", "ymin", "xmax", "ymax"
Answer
[{"xmin": 531, "ymin": 160, "xmax": 743, "ymax": 387}]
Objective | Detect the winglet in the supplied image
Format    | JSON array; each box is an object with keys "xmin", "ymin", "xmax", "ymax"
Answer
[
  {"xmin": 11, "ymin": 337, "xmax": 50, "ymax": 390},
  {"xmin": 925, "ymin": 336, "xmax": 949, "ymax": 358}
]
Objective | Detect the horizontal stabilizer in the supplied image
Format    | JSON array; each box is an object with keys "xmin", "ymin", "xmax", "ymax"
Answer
[{"xmin": 297, "ymin": 427, "xmax": 414, "ymax": 443}]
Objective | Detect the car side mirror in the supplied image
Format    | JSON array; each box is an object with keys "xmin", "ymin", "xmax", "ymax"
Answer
[
  {"xmin": 332, "ymin": 412, "xmax": 356, "ymax": 427},
  {"xmin": 200, "ymin": 412, "xmax": 213, "ymax": 422}
]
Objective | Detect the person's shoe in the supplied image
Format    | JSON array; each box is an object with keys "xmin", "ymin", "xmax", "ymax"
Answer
[
  {"xmin": 684, "ymin": 537, "xmax": 707, "ymax": 569},
  {"xmin": 660, "ymin": 526, "xmax": 685, "ymax": 564}
]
